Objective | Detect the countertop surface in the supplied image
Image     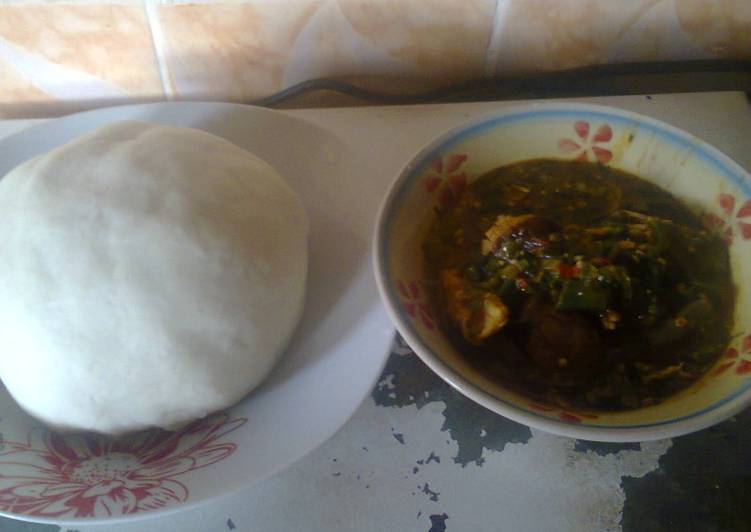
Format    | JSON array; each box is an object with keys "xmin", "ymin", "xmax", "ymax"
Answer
[{"xmin": 1, "ymin": 91, "xmax": 750, "ymax": 532}]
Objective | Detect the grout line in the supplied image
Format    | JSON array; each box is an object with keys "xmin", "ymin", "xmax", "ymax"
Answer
[
  {"xmin": 0, "ymin": 0, "xmax": 142, "ymax": 5},
  {"xmin": 143, "ymin": 0, "xmax": 174, "ymax": 100},
  {"xmin": 484, "ymin": 0, "xmax": 508, "ymax": 78},
  {"xmin": 146, "ymin": 0, "xmax": 234, "ymax": 4}
]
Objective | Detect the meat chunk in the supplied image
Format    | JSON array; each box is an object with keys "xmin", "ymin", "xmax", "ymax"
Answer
[
  {"xmin": 526, "ymin": 306, "xmax": 601, "ymax": 379},
  {"xmin": 441, "ymin": 269, "xmax": 509, "ymax": 344},
  {"xmin": 482, "ymin": 214, "xmax": 560, "ymax": 256},
  {"xmin": 482, "ymin": 214, "xmax": 534, "ymax": 255}
]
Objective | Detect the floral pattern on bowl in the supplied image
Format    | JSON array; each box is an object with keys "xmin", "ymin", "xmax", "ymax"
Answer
[
  {"xmin": 712, "ymin": 333, "xmax": 751, "ymax": 377},
  {"xmin": 421, "ymin": 154, "xmax": 468, "ymax": 209},
  {"xmin": 704, "ymin": 193, "xmax": 751, "ymax": 244},
  {"xmin": 375, "ymin": 102, "xmax": 751, "ymax": 441},
  {"xmin": 557, "ymin": 120, "xmax": 614, "ymax": 163}
]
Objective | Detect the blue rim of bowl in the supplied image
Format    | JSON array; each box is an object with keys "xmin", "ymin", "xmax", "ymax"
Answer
[{"xmin": 374, "ymin": 102, "xmax": 751, "ymax": 439}]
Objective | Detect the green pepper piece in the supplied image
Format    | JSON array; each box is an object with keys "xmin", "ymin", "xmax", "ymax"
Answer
[
  {"xmin": 647, "ymin": 297, "xmax": 714, "ymax": 346},
  {"xmin": 555, "ymin": 280, "xmax": 610, "ymax": 312},
  {"xmin": 648, "ymin": 219, "xmax": 670, "ymax": 257}
]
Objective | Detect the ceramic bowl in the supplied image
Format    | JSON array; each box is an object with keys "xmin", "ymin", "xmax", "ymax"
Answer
[{"xmin": 374, "ymin": 102, "xmax": 751, "ymax": 442}]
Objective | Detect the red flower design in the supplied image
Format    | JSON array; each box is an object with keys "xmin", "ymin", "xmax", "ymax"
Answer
[
  {"xmin": 704, "ymin": 193, "xmax": 751, "ymax": 245},
  {"xmin": 422, "ymin": 154, "xmax": 468, "ymax": 208},
  {"xmin": 558, "ymin": 121, "xmax": 613, "ymax": 164},
  {"xmin": 528, "ymin": 403, "xmax": 598, "ymax": 424},
  {"xmin": 713, "ymin": 333, "xmax": 751, "ymax": 376},
  {"xmin": 396, "ymin": 280, "xmax": 435, "ymax": 330},
  {"xmin": 0, "ymin": 413, "xmax": 245, "ymax": 518}
]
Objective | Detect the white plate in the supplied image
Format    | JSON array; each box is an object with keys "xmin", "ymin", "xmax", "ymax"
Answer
[{"xmin": 0, "ymin": 102, "xmax": 393, "ymax": 525}]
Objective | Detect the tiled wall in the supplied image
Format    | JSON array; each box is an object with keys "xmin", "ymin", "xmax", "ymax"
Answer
[{"xmin": 0, "ymin": 0, "xmax": 749, "ymax": 117}]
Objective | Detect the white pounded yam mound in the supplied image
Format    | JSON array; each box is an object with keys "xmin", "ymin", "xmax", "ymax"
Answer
[{"xmin": 0, "ymin": 121, "xmax": 308, "ymax": 435}]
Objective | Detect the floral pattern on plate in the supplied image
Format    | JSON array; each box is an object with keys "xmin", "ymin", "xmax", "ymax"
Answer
[{"xmin": 0, "ymin": 413, "xmax": 245, "ymax": 518}]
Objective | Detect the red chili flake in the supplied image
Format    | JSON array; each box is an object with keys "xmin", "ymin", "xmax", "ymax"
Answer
[
  {"xmin": 516, "ymin": 277, "xmax": 529, "ymax": 290},
  {"xmin": 591, "ymin": 257, "xmax": 611, "ymax": 266},
  {"xmin": 558, "ymin": 264, "xmax": 581, "ymax": 279}
]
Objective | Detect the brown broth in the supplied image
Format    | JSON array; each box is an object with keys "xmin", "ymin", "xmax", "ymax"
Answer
[{"xmin": 423, "ymin": 158, "xmax": 735, "ymax": 411}]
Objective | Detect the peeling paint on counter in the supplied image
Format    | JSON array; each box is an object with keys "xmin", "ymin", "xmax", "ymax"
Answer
[
  {"xmin": 6, "ymin": 335, "xmax": 751, "ymax": 532},
  {"xmin": 372, "ymin": 337, "xmax": 533, "ymax": 467}
]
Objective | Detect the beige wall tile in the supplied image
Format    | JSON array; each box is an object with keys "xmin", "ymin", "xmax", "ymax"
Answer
[
  {"xmin": 337, "ymin": 0, "xmax": 495, "ymax": 82},
  {"xmin": 0, "ymin": 4, "xmax": 162, "ymax": 103},
  {"xmin": 602, "ymin": 0, "xmax": 709, "ymax": 64},
  {"xmin": 0, "ymin": 61, "xmax": 47, "ymax": 103},
  {"xmin": 0, "ymin": 60, "xmax": 49, "ymax": 117},
  {"xmin": 491, "ymin": 0, "xmax": 666, "ymax": 73},
  {"xmin": 158, "ymin": 0, "xmax": 496, "ymax": 102},
  {"xmin": 158, "ymin": 1, "xmax": 324, "ymax": 101},
  {"xmin": 281, "ymin": 0, "xmax": 497, "ymax": 92},
  {"xmin": 0, "ymin": 0, "xmax": 746, "ymax": 115},
  {"xmin": 676, "ymin": 0, "xmax": 751, "ymax": 58}
]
